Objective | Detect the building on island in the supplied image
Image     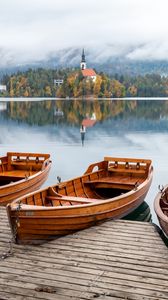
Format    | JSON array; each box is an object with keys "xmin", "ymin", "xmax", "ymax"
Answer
[
  {"xmin": 54, "ymin": 79, "xmax": 64, "ymax": 86},
  {"xmin": 80, "ymin": 49, "xmax": 97, "ymax": 82}
]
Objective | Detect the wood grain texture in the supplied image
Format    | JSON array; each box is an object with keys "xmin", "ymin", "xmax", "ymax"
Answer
[
  {"xmin": 7, "ymin": 157, "xmax": 153, "ymax": 244},
  {"xmin": 0, "ymin": 152, "xmax": 51, "ymax": 206},
  {"xmin": 154, "ymin": 185, "xmax": 168, "ymax": 237},
  {"xmin": 0, "ymin": 207, "xmax": 168, "ymax": 300}
]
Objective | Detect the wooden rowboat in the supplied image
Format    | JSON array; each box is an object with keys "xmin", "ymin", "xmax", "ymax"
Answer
[
  {"xmin": 7, "ymin": 156, "xmax": 153, "ymax": 244},
  {"xmin": 154, "ymin": 185, "xmax": 168, "ymax": 237},
  {"xmin": 0, "ymin": 152, "xmax": 51, "ymax": 206}
]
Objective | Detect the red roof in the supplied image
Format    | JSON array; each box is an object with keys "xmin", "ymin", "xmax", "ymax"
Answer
[{"xmin": 81, "ymin": 69, "xmax": 96, "ymax": 77}]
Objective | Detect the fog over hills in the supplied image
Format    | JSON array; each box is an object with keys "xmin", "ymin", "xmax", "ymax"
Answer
[
  {"xmin": 1, "ymin": 0, "xmax": 168, "ymax": 78},
  {"xmin": 1, "ymin": 46, "xmax": 168, "ymax": 79}
]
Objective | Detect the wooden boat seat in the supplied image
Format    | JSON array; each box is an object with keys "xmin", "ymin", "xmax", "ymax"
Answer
[
  {"xmin": 47, "ymin": 186, "xmax": 104, "ymax": 202},
  {"xmin": 11, "ymin": 161, "xmax": 43, "ymax": 166},
  {"xmin": 84, "ymin": 175, "xmax": 144, "ymax": 190},
  {"xmin": 45, "ymin": 195, "xmax": 98, "ymax": 206},
  {"xmin": 108, "ymin": 167, "xmax": 146, "ymax": 174}
]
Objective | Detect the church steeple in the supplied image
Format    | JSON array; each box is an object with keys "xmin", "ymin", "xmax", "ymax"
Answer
[
  {"xmin": 80, "ymin": 48, "xmax": 86, "ymax": 70},
  {"xmin": 81, "ymin": 49, "xmax": 86, "ymax": 62}
]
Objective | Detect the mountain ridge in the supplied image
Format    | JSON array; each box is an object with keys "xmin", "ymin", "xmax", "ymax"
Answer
[{"xmin": 1, "ymin": 47, "xmax": 168, "ymax": 79}]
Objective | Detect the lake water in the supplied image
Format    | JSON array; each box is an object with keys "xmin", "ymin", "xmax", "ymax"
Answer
[{"xmin": 1, "ymin": 98, "xmax": 168, "ymax": 224}]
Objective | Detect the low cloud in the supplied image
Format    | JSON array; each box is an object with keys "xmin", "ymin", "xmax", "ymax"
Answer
[
  {"xmin": 126, "ymin": 42, "xmax": 168, "ymax": 61},
  {"xmin": 0, "ymin": 0, "xmax": 168, "ymax": 66}
]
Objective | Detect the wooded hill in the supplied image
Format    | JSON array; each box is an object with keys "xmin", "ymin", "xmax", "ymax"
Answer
[{"xmin": 1, "ymin": 68, "xmax": 168, "ymax": 98}]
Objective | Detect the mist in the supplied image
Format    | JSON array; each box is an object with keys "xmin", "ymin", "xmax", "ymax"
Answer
[{"xmin": 1, "ymin": 0, "xmax": 168, "ymax": 66}]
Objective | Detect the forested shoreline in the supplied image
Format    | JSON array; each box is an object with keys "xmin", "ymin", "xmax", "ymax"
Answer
[
  {"xmin": 1, "ymin": 68, "xmax": 168, "ymax": 98},
  {"xmin": 2, "ymin": 99, "xmax": 168, "ymax": 128}
]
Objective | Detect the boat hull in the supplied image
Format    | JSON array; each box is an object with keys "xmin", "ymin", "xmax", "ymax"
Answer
[
  {"xmin": 0, "ymin": 152, "xmax": 51, "ymax": 206},
  {"xmin": 154, "ymin": 188, "xmax": 168, "ymax": 237},
  {"xmin": 7, "ymin": 156, "xmax": 153, "ymax": 244},
  {"xmin": 7, "ymin": 172, "xmax": 152, "ymax": 244}
]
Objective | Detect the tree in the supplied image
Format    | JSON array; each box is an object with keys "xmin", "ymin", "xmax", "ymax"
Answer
[
  {"xmin": 93, "ymin": 76, "xmax": 102, "ymax": 96},
  {"xmin": 45, "ymin": 86, "xmax": 52, "ymax": 97}
]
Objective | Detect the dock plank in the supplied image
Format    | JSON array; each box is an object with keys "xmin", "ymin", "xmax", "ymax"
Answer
[{"xmin": 0, "ymin": 207, "xmax": 168, "ymax": 300}]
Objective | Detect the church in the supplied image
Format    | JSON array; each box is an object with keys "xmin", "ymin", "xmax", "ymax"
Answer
[{"xmin": 80, "ymin": 49, "xmax": 97, "ymax": 82}]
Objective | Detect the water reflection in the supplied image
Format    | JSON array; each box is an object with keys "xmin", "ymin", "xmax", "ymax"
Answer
[
  {"xmin": 1, "ymin": 99, "xmax": 168, "ymax": 128},
  {"xmin": 1, "ymin": 99, "xmax": 168, "ymax": 224},
  {"xmin": 80, "ymin": 125, "xmax": 86, "ymax": 146}
]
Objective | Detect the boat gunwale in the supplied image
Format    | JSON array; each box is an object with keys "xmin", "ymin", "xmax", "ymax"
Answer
[
  {"xmin": 9, "ymin": 163, "xmax": 153, "ymax": 212},
  {"xmin": 0, "ymin": 169, "xmax": 45, "ymax": 190},
  {"xmin": 9, "ymin": 198, "xmax": 146, "ymax": 219},
  {"xmin": 154, "ymin": 185, "xmax": 168, "ymax": 223},
  {"xmin": 0, "ymin": 153, "xmax": 52, "ymax": 191}
]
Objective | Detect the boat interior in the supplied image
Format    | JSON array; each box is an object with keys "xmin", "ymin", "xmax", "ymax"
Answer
[
  {"xmin": 0, "ymin": 152, "xmax": 50, "ymax": 186},
  {"xmin": 17, "ymin": 157, "xmax": 151, "ymax": 208},
  {"xmin": 160, "ymin": 191, "xmax": 168, "ymax": 216}
]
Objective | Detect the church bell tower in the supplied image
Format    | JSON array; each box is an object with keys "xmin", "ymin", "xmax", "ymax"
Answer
[{"xmin": 80, "ymin": 49, "xmax": 86, "ymax": 70}]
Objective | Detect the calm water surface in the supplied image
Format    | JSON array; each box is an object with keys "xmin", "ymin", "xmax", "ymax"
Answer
[{"xmin": 1, "ymin": 98, "xmax": 168, "ymax": 224}]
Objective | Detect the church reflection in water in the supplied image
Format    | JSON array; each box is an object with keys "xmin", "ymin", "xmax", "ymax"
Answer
[
  {"xmin": 80, "ymin": 125, "xmax": 86, "ymax": 146},
  {"xmin": 1, "ymin": 99, "xmax": 168, "ymax": 135}
]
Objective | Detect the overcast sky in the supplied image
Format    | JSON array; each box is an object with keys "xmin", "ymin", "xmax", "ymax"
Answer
[{"xmin": 1, "ymin": 0, "xmax": 168, "ymax": 66}]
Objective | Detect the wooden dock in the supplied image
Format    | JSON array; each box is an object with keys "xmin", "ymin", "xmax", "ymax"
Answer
[{"xmin": 0, "ymin": 207, "xmax": 168, "ymax": 300}]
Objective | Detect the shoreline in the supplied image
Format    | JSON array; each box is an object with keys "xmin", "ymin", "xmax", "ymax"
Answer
[{"xmin": 0, "ymin": 96, "xmax": 168, "ymax": 101}]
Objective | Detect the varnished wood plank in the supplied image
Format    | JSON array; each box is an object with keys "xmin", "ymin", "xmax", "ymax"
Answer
[
  {"xmin": 104, "ymin": 156, "xmax": 152, "ymax": 164},
  {"xmin": 0, "ymin": 152, "xmax": 51, "ymax": 206}
]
